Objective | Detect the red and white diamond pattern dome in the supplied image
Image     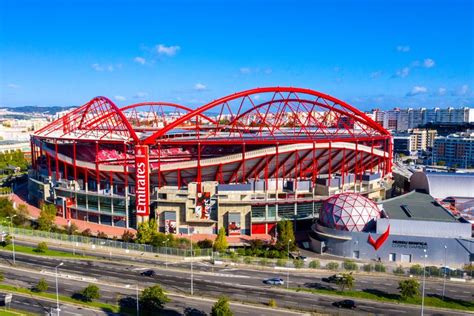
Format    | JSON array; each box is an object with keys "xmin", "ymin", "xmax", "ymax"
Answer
[{"xmin": 319, "ymin": 193, "xmax": 381, "ymax": 232}]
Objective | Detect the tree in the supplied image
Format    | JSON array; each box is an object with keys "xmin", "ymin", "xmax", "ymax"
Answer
[
  {"xmin": 121, "ymin": 230, "xmax": 135, "ymax": 242},
  {"xmin": 293, "ymin": 259, "xmax": 304, "ymax": 269},
  {"xmin": 96, "ymin": 231, "xmax": 108, "ymax": 239},
  {"xmin": 34, "ymin": 242, "xmax": 48, "ymax": 253},
  {"xmin": 197, "ymin": 238, "xmax": 213, "ymax": 249},
  {"xmin": 213, "ymin": 227, "xmax": 228, "ymax": 253},
  {"xmin": 409, "ymin": 264, "xmax": 423, "ymax": 276},
  {"xmin": 38, "ymin": 203, "xmax": 57, "ymax": 231},
  {"xmin": 275, "ymin": 221, "xmax": 296, "ymax": 251},
  {"xmin": 34, "ymin": 278, "xmax": 49, "ymax": 292},
  {"xmin": 363, "ymin": 264, "xmax": 373, "ymax": 272},
  {"xmin": 80, "ymin": 284, "xmax": 101, "ymax": 302},
  {"xmin": 211, "ymin": 296, "xmax": 233, "ymax": 316},
  {"xmin": 65, "ymin": 222, "xmax": 78, "ymax": 235},
  {"xmin": 136, "ymin": 219, "xmax": 158, "ymax": 244},
  {"xmin": 393, "ymin": 266, "xmax": 405, "ymax": 275},
  {"xmin": 336, "ymin": 273, "xmax": 355, "ymax": 291},
  {"xmin": 140, "ymin": 285, "xmax": 171, "ymax": 313},
  {"xmin": 437, "ymin": 160, "xmax": 446, "ymax": 166},
  {"xmin": 81, "ymin": 228, "xmax": 92, "ymax": 237},
  {"xmin": 374, "ymin": 263, "xmax": 386, "ymax": 272},
  {"xmin": 343, "ymin": 259, "xmax": 358, "ymax": 271},
  {"xmin": 398, "ymin": 279, "xmax": 420, "ymax": 300},
  {"xmin": 13, "ymin": 204, "xmax": 29, "ymax": 226}
]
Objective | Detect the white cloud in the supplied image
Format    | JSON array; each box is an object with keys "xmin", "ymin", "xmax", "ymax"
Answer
[
  {"xmin": 396, "ymin": 45, "xmax": 410, "ymax": 52},
  {"xmin": 394, "ymin": 67, "xmax": 410, "ymax": 78},
  {"xmin": 7, "ymin": 83, "xmax": 20, "ymax": 88},
  {"xmin": 406, "ymin": 86, "xmax": 428, "ymax": 96},
  {"xmin": 194, "ymin": 83, "xmax": 207, "ymax": 91},
  {"xmin": 91, "ymin": 63, "xmax": 116, "ymax": 72},
  {"xmin": 114, "ymin": 95, "xmax": 126, "ymax": 101},
  {"xmin": 156, "ymin": 44, "xmax": 181, "ymax": 56},
  {"xmin": 240, "ymin": 67, "xmax": 251, "ymax": 74},
  {"xmin": 134, "ymin": 57, "xmax": 146, "ymax": 65},
  {"xmin": 438, "ymin": 87, "xmax": 447, "ymax": 95},
  {"xmin": 370, "ymin": 71, "xmax": 383, "ymax": 79},
  {"xmin": 133, "ymin": 92, "xmax": 148, "ymax": 99},
  {"xmin": 459, "ymin": 84, "xmax": 469, "ymax": 95},
  {"xmin": 423, "ymin": 58, "xmax": 435, "ymax": 68}
]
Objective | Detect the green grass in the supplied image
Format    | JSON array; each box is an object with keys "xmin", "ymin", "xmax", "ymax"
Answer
[
  {"xmin": 0, "ymin": 308, "xmax": 36, "ymax": 316},
  {"xmin": 0, "ymin": 284, "xmax": 119, "ymax": 313},
  {"xmin": 0, "ymin": 244, "xmax": 90, "ymax": 258},
  {"xmin": 293, "ymin": 287, "xmax": 474, "ymax": 312}
]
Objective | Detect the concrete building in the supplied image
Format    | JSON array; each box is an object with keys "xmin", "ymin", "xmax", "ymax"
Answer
[
  {"xmin": 310, "ymin": 191, "xmax": 473, "ymax": 267},
  {"xmin": 433, "ymin": 131, "xmax": 474, "ymax": 168}
]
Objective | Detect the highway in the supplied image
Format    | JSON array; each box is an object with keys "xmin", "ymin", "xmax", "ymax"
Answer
[{"xmin": 0, "ymin": 251, "xmax": 471, "ymax": 315}]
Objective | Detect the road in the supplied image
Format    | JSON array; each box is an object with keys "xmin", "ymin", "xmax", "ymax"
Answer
[{"xmin": 0, "ymin": 251, "xmax": 471, "ymax": 315}]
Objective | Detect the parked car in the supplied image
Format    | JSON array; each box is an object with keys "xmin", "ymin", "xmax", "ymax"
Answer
[
  {"xmin": 333, "ymin": 299, "xmax": 357, "ymax": 309},
  {"xmin": 296, "ymin": 255, "xmax": 308, "ymax": 262},
  {"xmin": 140, "ymin": 270, "xmax": 156, "ymax": 277},
  {"xmin": 263, "ymin": 278, "xmax": 284, "ymax": 285},
  {"xmin": 323, "ymin": 274, "xmax": 343, "ymax": 283}
]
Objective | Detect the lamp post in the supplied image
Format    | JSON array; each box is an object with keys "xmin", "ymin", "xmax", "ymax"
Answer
[
  {"xmin": 126, "ymin": 284, "xmax": 139, "ymax": 316},
  {"xmin": 55, "ymin": 262, "xmax": 64, "ymax": 315},
  {"xmin": 442, "ymin": 245, "xmax": 447, "ymax": 300},
  {"xmin": 6, "ymin": 215, "xmax": 16, "ymax": 265},
  {"xmin": 421, "ymin": 249, "xmax": 427, "ymax": 316},
  {"xmin": 287, "ymin": 239, "xmax": 291, "ymax": 289},
  {"xmin": 162, "ymin": 239, "xmax": 169, "ymax": 269},
  {"xmin": 190, "ymin": 238, "xmax": 194, "ymax": 295}
]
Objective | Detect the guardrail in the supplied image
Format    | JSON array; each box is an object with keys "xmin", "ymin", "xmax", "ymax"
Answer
[{"xmin": 1, "ymin": 225, "xmax": 212, "ymax": 257}]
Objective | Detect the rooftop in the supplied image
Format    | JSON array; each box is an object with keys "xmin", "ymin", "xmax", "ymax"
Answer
[{"xmin": 380, "ymin": 191, "xmax": 458, "ymax": 222}]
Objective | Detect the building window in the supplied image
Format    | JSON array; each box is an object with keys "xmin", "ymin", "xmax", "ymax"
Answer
[
  {"xmin": 401, "ymin": 254, "xmax": 412, "ymax": 263},
  {"xmin": 389, "ymin": 253, "xmax": 396, "ymax": 262},
  {"xmin": 353, "ymin": 251, "xmax": 360, "ymax": 259}
]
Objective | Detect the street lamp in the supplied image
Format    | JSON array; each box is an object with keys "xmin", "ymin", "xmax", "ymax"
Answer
[
  {"xmin": 125, "ymin": 284, "xmax": 139, "ymax": 316},
  {"xmin": 6, "ymin": 215, "xmax": 16, "ymax": 265},
  {"xmin": 287, "ymin": 239, "xmax": 291, "ymax": 289},
  {"xmin": 421, "ymin": 249, "xmax": 427, "ymax": 316},
  {"xmin": 162, "ymin": 239, "xmax": 169, "ymax": 269},
  {"xmin": 55, "ymin": 262, "xmax": 64, "ymax": 315},
  {"xmin": 190, "ymin": 238, "xmax": 194, "ymax": 295},
  {"xmin": 442, "ymin": 245, "xmax": 447, "ymax": 300}
]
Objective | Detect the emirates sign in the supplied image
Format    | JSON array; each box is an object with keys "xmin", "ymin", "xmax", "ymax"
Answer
[{"xmin": 135, "ymin": 145, "xmax": 149, "ymax": 216}]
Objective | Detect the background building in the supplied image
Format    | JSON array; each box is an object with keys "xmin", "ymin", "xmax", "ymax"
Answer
[
  {"xmin": 28, "ymin": 87, "xmax": 393, "ymax": 236},
  {"xmin": 433, "ymin": 131, "xmax": 474, "ymax": 168}
]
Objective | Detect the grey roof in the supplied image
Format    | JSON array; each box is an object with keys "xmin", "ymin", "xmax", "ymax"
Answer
[
  {"xmin": 410, "ymin": 171, "xmax": 474, "ymax": 199},
  {"xmin": 379, "ymin": 191, "xmax": 458, "ymax": 222}
]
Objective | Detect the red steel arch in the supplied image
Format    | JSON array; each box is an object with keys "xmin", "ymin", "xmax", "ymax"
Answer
[{"xmin": 143, "ymin": 87, "xmax": 389, "ymax": 145}]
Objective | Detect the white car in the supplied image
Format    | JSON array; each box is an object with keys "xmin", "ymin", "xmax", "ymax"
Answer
[{"xmin": 263, "ymin": 278, "xmax": 284, "ymax": 285}]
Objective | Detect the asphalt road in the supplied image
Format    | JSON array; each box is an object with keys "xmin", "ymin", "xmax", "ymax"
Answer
[{"xmin": 0, "ymin": 251, "xmax": 471, "ymax": 315}]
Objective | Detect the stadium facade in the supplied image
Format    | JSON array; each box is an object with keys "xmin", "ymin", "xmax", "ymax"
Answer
[{"xmin": 28, "ymin": 87, "xmax": 393, "ymax": 236}]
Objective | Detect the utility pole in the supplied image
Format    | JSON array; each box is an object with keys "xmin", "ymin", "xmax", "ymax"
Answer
[
  {"xmin": 421, "ymin": 249, "xmax": 427, "ymax": 316},
  {"xmin": 6, "ymin": 215, "xmax": 16, "ymax": 265},
  {"xmin": 442, "ymin": 245, "xmax": 447, "ymax": 300},
  {"xmin": 190, "ymin": 238, "xmax": 194, "ymax": 295},
  {"xmin": 55, "ymin": 262, "xmax": 64, "ymax": 315},
  {"xmin": 287, "ymin": 239, "xmax": 291, "ymax": 289}
]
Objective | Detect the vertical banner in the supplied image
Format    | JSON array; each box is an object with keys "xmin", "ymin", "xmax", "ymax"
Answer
[
  {"xmin": 135, "ymin": 145, "xmax": 150, "ymax": 216},
  {"xmin": 228, "ymin": 212, "xmax": 241, "ymax": 236}
]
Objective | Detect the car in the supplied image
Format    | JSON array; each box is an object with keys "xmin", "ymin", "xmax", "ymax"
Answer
[
  {"xmin": 323, "ymin": 274, "xmax": 343, "ymax": 283},
  {"xmin": 140, "ymin": 270, "xmax": 156, "ymax": 277},
  {"xmin": 333, "ymin": 299, "xmax": 357, "ymax": 309},
  {"xmin": 263, "ymin": 278, "xmax": 284, "ymax": 285},
  {"xmin": 296, "ymin": 255, "xmax": 308, "ymax": 262}
]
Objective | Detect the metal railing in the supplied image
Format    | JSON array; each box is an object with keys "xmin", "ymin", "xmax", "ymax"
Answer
[{"xmin": 1, "ymin": 225, "xmax": 212, "ymax": 257}]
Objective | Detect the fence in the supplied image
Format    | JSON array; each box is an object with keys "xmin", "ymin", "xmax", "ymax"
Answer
[{"xmin": 0, "ymin": 225, "xmax": 212, "ymax": 257}]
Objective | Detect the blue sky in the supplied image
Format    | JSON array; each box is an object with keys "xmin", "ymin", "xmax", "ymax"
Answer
[{"xmin": 0, "ymin": 0, "xmax": 473, "ymax": 110}]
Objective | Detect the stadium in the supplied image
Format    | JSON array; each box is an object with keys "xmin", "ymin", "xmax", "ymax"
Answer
[{"xmin": 28, "ymin": 87, "xmax": 393, "ymax": 236}]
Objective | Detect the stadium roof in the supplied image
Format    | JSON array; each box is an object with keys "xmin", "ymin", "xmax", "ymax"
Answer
[
  {"xmin": 380, "ymin": 191, "xmax": 458, "ymax": 222},
  {"xmin": 410, "ymin": 171, "xmax": 474, "ymax": 200}
]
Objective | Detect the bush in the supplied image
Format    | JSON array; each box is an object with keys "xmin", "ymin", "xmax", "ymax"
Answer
[
  {"xmin": 393, "ymin": 266, "xmax": 405, "ymax": 275},
  {"xmin": 409, "ymin": 264, "xmax": 423, "ymax": 276},
  {"xmin": 398, "ymin": 279, "xmax": 420, "ymax": 300},
  {"xmin": 80, "ymin": 284, "xmax": 100, "ymax": 302},
  {"xmin": 211, "ymin": 296, "xmax": 233, "ymax": 316},
  {"xmin": 293, "ymin": 259, "xmax": 304, "ymax": 269},
  {"xmin": 96, "ymin": 231, "xmax": 108, "ymax": 239},
  {"xmin": 374, "ymin": 263, "xmax": 386, "ymax": 273},
  {"xmin": 326, "ymin": 262, "xmax": 339, "ymax": 271},
  {"xmin": 362, "ymin": 264, "xmax": 373, "ymax": 272},
  {"xmin": 276, "ymin": 259, "xmax": 287, "ymax": 267},
  {"xmin": 121, "ymin": 230, "xmax": 135, "ymax": 242},
  {"xmin": 309, "ymin": 260, "xmax": 320, "ymax": 269},
  {"xmin": 243, "ymin": 257, "xmax": 252, "ymax": 264},
  {"xmin": 268, "ymin": 299, "xmax": 277, "ymax": 308},
  {"xmin": 0, "ymin": 271, "xmax": 4, "ymax": 282},
  {"xmin": 81, "ymin": 228, "xmax": 92, "ymax": 237},
  {"xmin": 343, "ymin": 259, "xmax": 358, "ymax": 271},
  {"xmin": 426, "ymin": 266, "xmax": 441, "ymax": 277},
  {"xmin": 259, "ymin": 258, "xmax": 269, "ymax": 266},
  {"xmin": 140, "ymin": 285, "xmax": 171, "ymax": 312},
  {"xmin": 34, "ymin": 278, "xmax": 48, "ymax": 292},
  {"xmin": 34, "ymin": 242, "xmax": 48, "ymax": 253}
]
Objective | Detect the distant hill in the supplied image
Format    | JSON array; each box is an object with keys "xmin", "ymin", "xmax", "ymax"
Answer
[{"xmin": 1, "ymin": 106, "xmax": 75, "ymax": 115}]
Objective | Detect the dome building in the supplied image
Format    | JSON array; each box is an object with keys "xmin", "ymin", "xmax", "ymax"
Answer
[{"xmin": 319, "ymin": 193, "xmax": 381, "ymax": 232}]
